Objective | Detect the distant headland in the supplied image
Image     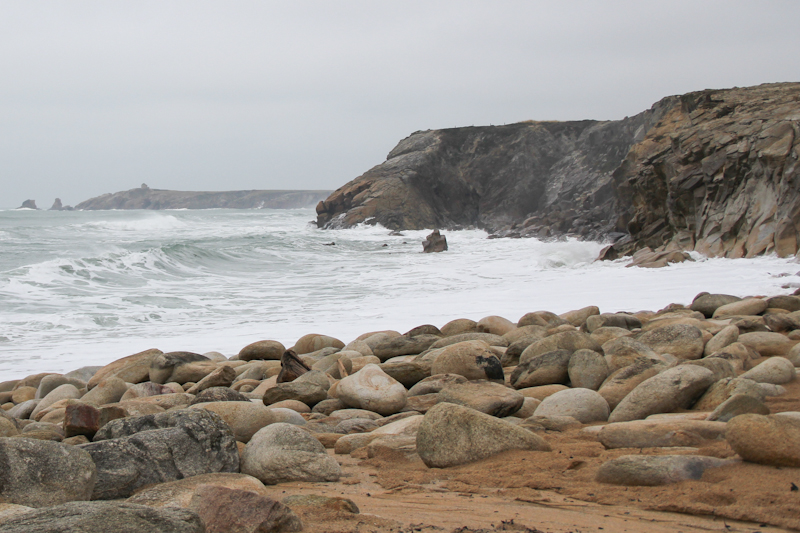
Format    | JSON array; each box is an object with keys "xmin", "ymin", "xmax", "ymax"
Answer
[{"xmin": 18, "ymin": 184, "xmax": 332, "ymax": 211}]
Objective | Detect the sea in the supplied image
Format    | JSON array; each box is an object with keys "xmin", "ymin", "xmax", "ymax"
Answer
[{"xmin": 1, "ymin": 207, "xmax": 798, "ymax": 381}]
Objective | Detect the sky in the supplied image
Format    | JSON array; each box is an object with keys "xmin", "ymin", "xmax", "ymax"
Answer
[{"xmin": 1, "ymin": 1, "xmax": 799, "ymax": 208}]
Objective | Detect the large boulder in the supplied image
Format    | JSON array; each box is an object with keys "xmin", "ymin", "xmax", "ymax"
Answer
[
  {"xmin": 597, "ymin": 357, "xmax": 668, "ymax": 410},
  {"xmin": 636, "ymin": 324, "xmax": 704, "ymax": 360},
  {"xmin": 241, "ymin": 423, "xmax": 341, "ymax": 484},
  {"xmin": 703, "ymin": 325, "xmax": 740, "ymax": 356},
  {"xmin": 0, "ymin": 501, "xmax": 204, "ymax": 533},
  {"xmin": 437, "ymin": 381, "xmax": 524, "ymax": 417},
  {"xmin": 602, "ymin": 337, "xmax": 665, "ymax": 373},
  {"xmin": 415, "ymin": 402, "xmax": 550, "ymax": 468},
  {"xmin": 598, "ymin": 420, "xmax": 727, "ymax": 448},
  {"xmin": 191, "ymin": 401, "xmax": 302, "ymax": 442},
  {"xmin": 690, "ymin": 293, "xmax": 741, "ymax": 318},
  {"xmin": 608, "ymin": 365, "xmax": 716, "ymax": 423},
  {"xmin": 238, "ymin": 340, "xmax": 286, "ymax": 361},
  {"xmin": 741, "ymin": 357, "xmax": 797, "ymax": 384},
  {"xmin": 533, "ymin": 388, "xmax": 609, "ymax": 423},
  {"xmin": 336, "ymin": 364, "xmax": 407, "ymax": 416},
  {"xmin": 726, "ymin": 414, "xmax": 800, "ymax": 467},
  {"xmin": 519, "ymin": 331, "xmax": 601, "ymax": 363},
  {"xmin": 82, "ymin": 409, "xmax": 239, "ymax": 499},
  {"xmin": 737, "ymin": 332, "xmax": 797, "ymax": 356},
  {"xmin": 430, "ymin": 341, "xmax": 504, "ymax": 381},
  {"xmin": 372, "ymin": 335, "xmax": 440, "ymax": 360},
  {"xmin": 293, "ymin": 334, "xmax": 344, "ymax": 355},
  {"xmin": 0, "ymin": 437, "xmax": 97, "ymax": 508},
  {"xmin": 596, "ymin": 455, "xmax": 732, "ymax": 486},
  {"xmin": 149, "ymin": 352, "xmax": 215, "ymax": 384}
]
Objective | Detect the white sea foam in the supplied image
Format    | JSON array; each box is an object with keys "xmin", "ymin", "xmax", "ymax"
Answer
[{"xmin": 0, "ymin": 208, "xmax": 798, "ymax": 379}]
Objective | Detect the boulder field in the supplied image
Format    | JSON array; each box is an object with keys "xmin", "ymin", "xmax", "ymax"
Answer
[
  {"xmin": 316, "ymin": 82, "xmax": 800, "ymax": 264},
  {"xmin": 2, "ymin": 291, "xmax": 800, "ymax": 530}
]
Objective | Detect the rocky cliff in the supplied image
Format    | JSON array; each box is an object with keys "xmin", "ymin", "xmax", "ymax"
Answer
[
  {"xmin": 75, "ymin": 185, "xmax": 332, "ymax": 210},
  {"xmin": 317, "ymin": 82, "xmax": 800, "ymax": 259}
]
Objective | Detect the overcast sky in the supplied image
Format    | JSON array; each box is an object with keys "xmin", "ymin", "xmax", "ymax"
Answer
[{"xmin": 1, "ymin": 1, "xmax": 799, "ymax": 208}]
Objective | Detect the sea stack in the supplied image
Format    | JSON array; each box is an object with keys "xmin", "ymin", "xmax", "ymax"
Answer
[{"xmin": 17, "ymin": 199, "xmax": 37, "ymax": 210}]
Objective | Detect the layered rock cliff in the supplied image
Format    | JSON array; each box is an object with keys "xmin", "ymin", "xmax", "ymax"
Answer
[
  {"xmin": 75, "ymin": 185, "xmax": 331, "ymax": 210},
  {"xmin": 317, "ymin": 82, "xmax": 800, "ymax": 259}
]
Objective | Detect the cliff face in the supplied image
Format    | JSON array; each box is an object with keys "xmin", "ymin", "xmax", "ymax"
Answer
[
  {"xmin": 75, "ymin": 186, "xmax": 332, "ymax": 210},
  {"xmin": 608, "ymin": 83, "xmax": 800, "ymax": 258},
  {"xmin": 317, "ymin": 82, "xmax": 800, "ymax": 259}
]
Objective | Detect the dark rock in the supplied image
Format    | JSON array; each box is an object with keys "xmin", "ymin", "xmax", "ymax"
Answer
[
  {"xmin": 64, "ymin": 403, "xmax": 101, "ymax": 438},
  {"xmin": 0, "ymin": 437, "xmax": 96, "ymax": 507},
  {"xmin": 422, "ymin": 230, "xmax": 448, "ymax": 253},
  {"xmin": 277, "ymin": 349, "xmax": 312, "ymax": 383},
  {"xmin": 263, "ymin": 381, "xmax": 328, "ymax": 407},
  {"xmin": 0, "ymin": 501, "xmax": 204, "ymax": 533},
  {"xmin": 82, "ymin": 409, "xmax": 239, "ymax": 499},
  {"xmin": 18, "ymin": 199, "xmax": 38, "ymax": 210},
  {"xmin": 190, "ymin": 387, "xmax": 251, "ymax": 405}
]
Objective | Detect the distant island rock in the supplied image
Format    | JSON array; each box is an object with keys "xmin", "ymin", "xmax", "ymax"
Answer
[
  {"xmin": 74, "ymin": 184, "xmax": 332, "ymax": 210},
  {"xmin": 17, "ymin": 200, "xmax": 38, "ymax": 210},
  {"xmin": 49, "ymin": 198, "xmax": 74, "ymax": 211},
  {"xmin": 316, "ymin": 82, "xmax": 800, "ymax": 260}
]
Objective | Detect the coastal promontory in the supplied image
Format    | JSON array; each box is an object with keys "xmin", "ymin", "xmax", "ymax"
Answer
[
  {"xmin": 317, "ymin": 82, "xmax": 800, "ymax": 259},
  {"xmin": 75, "ymin": 185, "xmax": 332, "ymax": 210}
]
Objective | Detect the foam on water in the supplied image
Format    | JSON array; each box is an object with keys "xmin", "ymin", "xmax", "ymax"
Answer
[{"xmin": 0, "ymin": 208, "xmax": 798, "ymax": 379}]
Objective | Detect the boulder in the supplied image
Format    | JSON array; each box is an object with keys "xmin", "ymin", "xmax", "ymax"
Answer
[
  {"xmin": 238, "ymin": 340, "xmax": 286, "ymax": 361},
  {"xmin": 422, "ymin": 229, "xmax": 448, "ymax": 252},
  {"xmin": 726, "ymin": 414, "xmax": 800, "ymax": 467},
  {"xmin": 372, "ymin": 335, "xmax": 440, "ymax": 360},
  {"xmin": 119, "ymin": 381, "xmax": 176, "ymax": 401},
  {"xmin": 83, "ymin": 409, "xmax": 239, "ymax": 499},
  {"xmin": 596, "ymin": 455, "xmax": 732, "ymax": 486},
  {"xmin": 8, "ymin": 400, "xmax": 39, "ymax": 420},
  {"xmin": 567, "ymin": 349, "xmax": 608, "ymax": 390},
  {"xmin": 0, "ymin": 437, "xmax": 97, "ymax": 507},
  {"xmin": 190, "ymin": 387, "xmax": 250, "ymax": 405},
  {"xmin": 602, "ymin": 337, "xmax": 665, "ymax": 373},
  {"xmin": 510, "ymin": 350, "xmax": 571, "ymax": 389},
  {"xmin": 30, "ymin": 384, "xmax": 81, "ymax": 420},
  {"xmin": 608, "ymin": 365, "xmax": 716, "ymax": 423},
  {"xmin": 11, "ymin": 386, "xmax": 36, "ymax": 404},
  {"xmin": 767, "ymin": 295, "xmax": 800, "ymax": 312},
  {"xmin": 519, "ymin": 331, "xmax": 601, "ymax": 363},
  {"xmin": 518, "ymin": 384, "xmax": 569, "ymax": 401},
  {"xmin": 476, "ymin": 315, "xmax": 516, "ymax": 336},
  {"xmin": 149, "ymin": 352, "xmax": 215, "ymax": 384},
  {"xmin": 512, "ymin": 397, "xmax": 541, "ymax": 419},
  {"xmin": 293, "ymin": 334, "xmax": 344, "ymax": 355},
  {"xmin": 741, "ymin": 357, "xmax": 796, "ymax": 384},
  {"xmin": 241, "ymin": 423, "xmax": 341, "ymax": 484},
  {"xmin": 81, "ymin": 377, "xmax": 130, "ymax": 407},
  {"xmin": 737, "ymin": 331, "xmax": 797, "ymax": 356},
  {"xmin": 690, "ymin": 293, "xmax": 741, "ymax": 318},
  {"xmin": 191, "ymin": 401, "xmax": 302, "ymax": 442},
  {"xmin": 585, "ymin": 313, "xmax": 641, "ymax": 333},
  {"xmin": 707, "ymin": 394, "xmax": 770, "ymax": 422},
  {"xmin": 378, "ymin": 361, "xmax": 430, "ymax": 388},
  {"xmin": 262, "ymin": 381, "xmax": 328, "ymax": 408},
  {"xmin": 35, "ymin": 374, "xmax": 86, "ymax": 399},
  {"xmin": 87, "ymin": 348, "xmax": 162, "ymax": 389},
  {"xmin": 283, "ymin": 493, "xmax": 359, "ymax": 514},
  {"xmin": 598, "ymin": 357, "xmax": 669, "ymax": 410},
  {"xmin": 693, "ymin": 377, "xmax": 766, "ymax": 411},
  {"xmin": 438, "ymin": 381, "xmax": 524, "ymax": 417},
  {"xmin": 518, "ymin": 311, "xmax": 568, "ymax": 328},
  {"xmin": 682, "ymin": 357, "xmax": 736, "ymax": 382},
  {"xmin": 521, "ymin": 415, "xmax": 581, "ymax": 433},
  {"xmin": 64, "ymin": 403, "xmax": 101, "ymax": 438},
  {"xmin": 416, "ymin": 402, "xmax": 550, "ymax": 468},
  {"xmin": 440, "ymin": 318, "xmax": 478, "ymax": 336},
  {"xmin": 704, "ymin": 325, "xmax": 740, "ymax": 356},
  {"xmin": 559, "ymin": 306, "xmax": 600, "ymax": 327},
  {"xmin": 713, "ymin": 298, "xmax": 768, "ymax": 318},
  {"xmin": 636, "ymin": 324, "xmax": 704, "ymax": 360},
  {"xmin": 430, "ymin": 341, "xmax": 504, "ymax": 381},
  {"xmin": 533, "ymin": 388, "xmax": 609, "ymax": 423},
  {"xmin": 65, "ymin": 366, "xmax": 102, "ymax": 383},
  {"xmin": 0, "ymin": 501, "xmax": 204, "ymax": 533},
  {"xmin": 765, "ymin": 312, "xmax": 800, "ymax": 333},
  {"xmin": 188, "ymin": 485, "xmax": 302, "ymax": 533},
  {"xmin": 185, "ymin": 365, "xmax": 236, "ymax": 395},
  {"xmin": 407, "ymin": 373, "xmax": 468, "ymax": 396},
  {"xmin": 706, "ymin": 341, "xmax": 758, "ymax": 372},
  {"xmin": 336, "ymin": 364, "xmax": 407, "ymax": 415},
  {"xmin": 598, "ymin": 419, "xmax": 727, "ymax": 448},
  {"xmin": 126, "ymin": 472, "xmax": 271, "ymax": 508},
  {"xmin": 731, "ymin": 316, "xmax": 769, "ymax": 333},
  {"xmin": 429, "ymin": 332, "xmax": 509, "ymax": 350},
  {"xmin": 589, "ymin": 326, "xmax": 632, "ymax": 347}
]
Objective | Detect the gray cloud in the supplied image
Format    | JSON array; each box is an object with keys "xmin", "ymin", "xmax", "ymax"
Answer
[{"xmin": 1, "ymin": 0, "xmax": 799, "ymax": 207}]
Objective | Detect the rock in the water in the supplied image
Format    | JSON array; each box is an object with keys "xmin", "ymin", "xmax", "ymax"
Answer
[
  {"xmin": 437, "ymin": 380, "xmax": 524, "ymax": 417},
  {"xmin": 336, "ymin": 364, "xmax": 407, "ymax": 416},
  {"xmin": 82, "ymin": 409, "xmax": 239, "ymax": 499},
  {"xmin": 416, "ymin": 402, "xmax": 550, "ymax": 468},
  {"xmin": 707, "ymin": 393, "xmax": 770, "ymax": 422},
  {"xmin": 422, "ymin": 229, "xmax": 448, "ymax": 252},
  {"xmin": 0, "ymin": 501, "xmax": 204, "ymax": 533},
  {"xmin": 567, "ymin": 349, "xmax": 608, "ymax": 390},
  {"xmin": 726, "ymin": 414, "xmax": 800, "ymax": 467},
  {"xmin": 636, "ymin": 324, "xmax": 704, "ymax": 360},
  {"xmin": 533, "ymin": 388, "xmax": 609, "ymax": 423},
  {"xmin": 241, "ymin": 423, "xmax": 341, "ymax": 484},
  {"xmin": 239, "ymin": 340, "xmax": 286, "ymax": 361},
  {"xmin": 0, "ymin": 437, "xmax": 97, "ymax": 507},
  {"xmin": 741, "ymin": 356, "xmax": 796, "ymax": 384},
  {"xmin": 430, "ymin": 340, "xmax": 504, "ymax": 381},
  {"xmin": 598, "ymin": 419, "xmax": 727, "ymax": 448},
  {"xmin": 510, "ymin": 349, "xmax": 571, "ymax": 389},
  {"xmin": 596, "ymin": 455, "xmax": 732, "ymax": 486},
  {"xmin": 608, "ymin": 365, "xmax": 716, "ymax": 423}
]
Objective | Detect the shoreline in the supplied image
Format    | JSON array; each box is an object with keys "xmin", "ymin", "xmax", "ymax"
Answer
[{"xmin": 1, "ymin": 289, "xmax": 800, "ymax": 530}]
